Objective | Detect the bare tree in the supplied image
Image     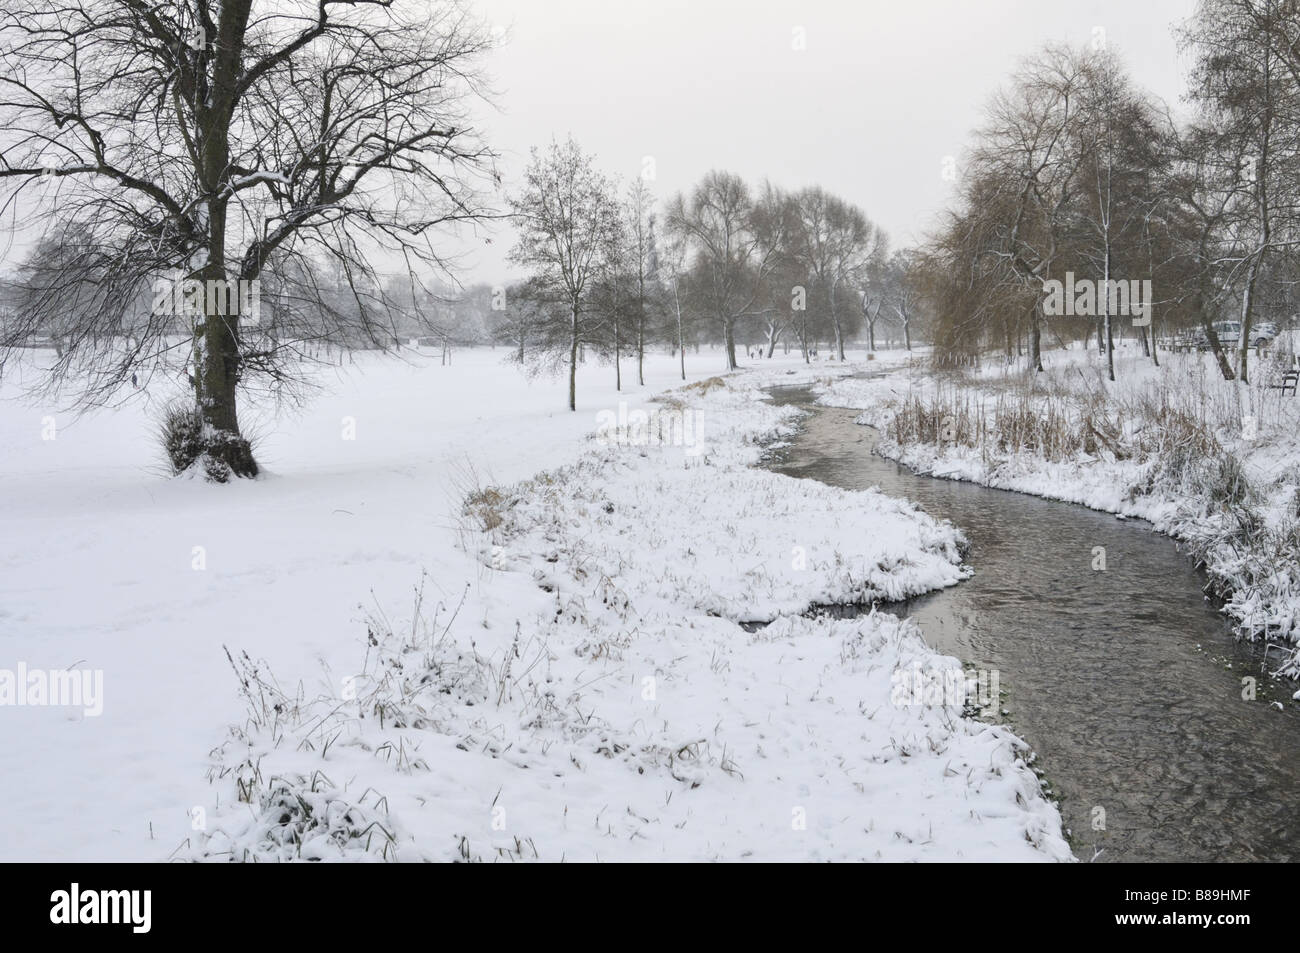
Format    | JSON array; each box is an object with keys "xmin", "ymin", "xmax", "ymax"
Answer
[
  {"xmin": 789, "ymin": 186, "xmax": 884, "ymax": 361},
  {"xmin": 1074, "ymin": 50, "xmax": 1165, "ymax": 380},
  {"xmin": 966, "ymin": 45, "xmax": 1092, "ymax": 373},
  {"xmin": 489, "ymin": 281, "xmax": 545, "ymax": 364},
  {"xmin": 508, "ymin": 136, "xmax": 622, "ymax": 411},
  {"xmin": 885, "ymin": 248, "xmax": 922, "ymax": 351},
  {"xmin": 665, "ymin": 171, "xmax": 785, "ymax": 371},
  {"xmin": 1163, "ymin": 121, "xmax": 1243, "ymax": 379},
  {"xmin": 0, "ymin": 0, "xmax": 498, "ymax": 479},
  {"xmin": 860, "ymin": 281, "xmax": 885, "ymax": 352},
  {"xmin": 624, "ymin": 179, "xmax": 658, "ymax": 386},
  {"xmin": 657, "ymin": 226, "xmax": 693, "ymax": 380},
  {"xmin": 1180, "ymin": 0, "xmax": 1300, "ymax": 384}
]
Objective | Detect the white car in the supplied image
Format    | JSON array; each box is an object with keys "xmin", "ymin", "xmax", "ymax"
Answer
[
  {"xmin": 1193, "ymin": 321, "xmax": 1239, "ymax": 349},
  {"xmin": 1250, "ymin": 322, "xmax": 1280, "ymax": 347}
]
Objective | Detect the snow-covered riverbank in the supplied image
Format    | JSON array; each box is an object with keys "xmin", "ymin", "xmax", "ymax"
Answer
[
  {"xmin": 0, "ymin": 348, "xmax": 1070, "ymax": 861},
  {"xmin": 818, "ymin": 346, "xmax": 1300, "ymax": 683}
]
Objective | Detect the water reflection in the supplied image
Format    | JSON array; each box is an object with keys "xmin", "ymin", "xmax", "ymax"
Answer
[{"xmin": 766, "ymin": 385, "xmax": 1299, "ymax": 862}]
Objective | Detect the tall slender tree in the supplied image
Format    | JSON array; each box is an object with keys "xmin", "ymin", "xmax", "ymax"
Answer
[{"xmin": 508, "ymin": 137, "xmax": 622, "ymax": 411}]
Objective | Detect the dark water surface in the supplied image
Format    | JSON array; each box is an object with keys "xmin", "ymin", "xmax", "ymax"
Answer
[{"xmin": 766, "ymin": 383, "xmax": 1299, "ymax": 862}]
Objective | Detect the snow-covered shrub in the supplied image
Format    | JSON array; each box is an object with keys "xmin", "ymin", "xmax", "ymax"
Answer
[
  {"xmin": 193, "ymin": 594, "xmax": 479, "ymax": 862},
  {"xmin": 991, "ymin": 396, "xmax": 1093, "ymax": 460},
  {"xmin": 191, "ymin": 648, "xmax": 401, "ymax": 861},
  {"xmin": 682, "ymin": 375, "xmax": 727, "ymax": 395},
  {"xmin": 463, "ymin": 485, "xmax": 506, "ymax": 531},
  {"xmin": 158, "ymin": 400, "xmax": 258, "ymax": 482},
  {"xmin": 197, "ymin": 772, "xmax": 398, "ymax": 862},
  {"xmin": 159, "ymin": 401, "xmax": 206, "ymax": 475},
  {"xmin": 888, "ymin": 392, "xmax": 980, "ymax": 448}
]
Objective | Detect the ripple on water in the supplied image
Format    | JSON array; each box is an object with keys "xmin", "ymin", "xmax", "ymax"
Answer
[{"xmin": 764, "ymin": 384, "xmax": 1300, "ymax": 863}]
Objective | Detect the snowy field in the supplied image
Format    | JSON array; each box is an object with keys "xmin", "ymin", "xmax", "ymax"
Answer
[{"xmin": 0, "ymin": 346, "xmax": 1069, "ymax": 862}]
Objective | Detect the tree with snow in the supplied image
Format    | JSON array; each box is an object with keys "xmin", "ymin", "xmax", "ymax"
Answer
[
  {"xmin": 508, "ymin": 137, "xmax": 622, "ymax": 411},
  {"xmin": 0, "ymin": 0, "xmax": 498, "ymax": 479}
]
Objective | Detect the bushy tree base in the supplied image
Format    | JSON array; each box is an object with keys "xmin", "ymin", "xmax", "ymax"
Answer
[
  {"xmin": 203, "ymin": 431, "xmax": 259, "ymax": 482},
  {"xmin": 160, "ymin": 403, "xmax": 259, "ymax": 482}
]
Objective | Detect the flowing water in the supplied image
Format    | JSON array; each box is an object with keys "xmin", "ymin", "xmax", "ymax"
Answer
[{"xmin": 766, "ymin": 382, "xmax": 1300, "ymax": 862}]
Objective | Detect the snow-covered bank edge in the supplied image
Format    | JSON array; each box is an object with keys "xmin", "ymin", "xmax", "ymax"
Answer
[
  {"xmin": 187, "ymin": 363, "xmax": 1072, "ymax": 862},
  {"xmin": 817, "ymin": 354, "xmax": 1300, "ymax": 683}
]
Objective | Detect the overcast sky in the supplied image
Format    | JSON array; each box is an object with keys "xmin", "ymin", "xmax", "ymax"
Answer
[
  {"xmin": 463, "ymin": 0, "xmax": 1198, "ymax": 285},
  {"xmin": 0, "ymin": 0, "xmax": 1200, "ymax": 285}
]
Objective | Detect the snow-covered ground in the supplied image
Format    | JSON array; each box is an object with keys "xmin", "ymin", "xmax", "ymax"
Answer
[
  {"xmin": 819, "ymin": 343, "xmax": 1300, "ymax": 680},
  {"xmin": 0, "ymin": 345, "xmax": 1069, "ymax": 862}
]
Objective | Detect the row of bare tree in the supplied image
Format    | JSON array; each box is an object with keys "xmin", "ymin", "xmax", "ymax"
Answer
[
  {"xmin": 922, "ymin": 0, "xmax": 1300, "ymax": 385},
  {"xmin": 505, "ymin": 137, "xmax": 919, "ymax": 410},
  {"xmin": 0, "ymin": 0, "xmax": 928, "ymax": 474}
]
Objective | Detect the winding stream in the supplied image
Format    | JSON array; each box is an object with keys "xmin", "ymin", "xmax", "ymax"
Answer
[{"xmin": 766, "ymin": 382, "xmax": 1300, "ymax": 862}]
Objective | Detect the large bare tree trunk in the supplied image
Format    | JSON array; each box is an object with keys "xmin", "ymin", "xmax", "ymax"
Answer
[{"xmin": 195, "ymin": 0, "xmax": 257, "ymax": 478}]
